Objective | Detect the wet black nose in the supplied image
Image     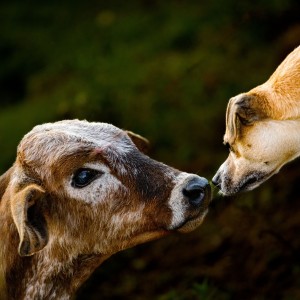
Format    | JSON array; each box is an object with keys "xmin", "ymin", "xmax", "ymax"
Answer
[
  {"xmin": 212, "ymin": 173, "xmax": 220, "ymax": 187},
  {"xmin": 183, "ymin": 177, "xmax": 210, "ymax": 207}
]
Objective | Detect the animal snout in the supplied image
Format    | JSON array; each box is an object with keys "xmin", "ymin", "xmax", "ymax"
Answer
[
  {"xmin": 168, "ymin": 173, "xmax": 211, "ymax": 232},
  {"xmin": 212, "ymin": 172, "xmax": 221, "ymax": 187},
  {"xmin": 183, "ymin": 177, "xmax": 210, "ymax": 207}
]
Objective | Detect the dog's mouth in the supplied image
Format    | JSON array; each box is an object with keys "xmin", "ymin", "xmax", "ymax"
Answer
[
  {"xmin": 237, "ymin": 172, "xmax": 269, "ymax": 192},
  {"xmin": 218, "ymin": 170, "xmax": 276, "ymax": 196}
]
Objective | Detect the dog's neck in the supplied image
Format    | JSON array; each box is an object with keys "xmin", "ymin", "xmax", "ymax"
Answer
[
  {"xmin": 0, "ymin": 200, "xmax": 109, "ymax": 299},
  {"xmin": 292, "ymin": 122, "xmax": 300, "ymax": 165},
  {"xmin": 272, "ymin": 119, "xmax": 300, "ymax": 165}
]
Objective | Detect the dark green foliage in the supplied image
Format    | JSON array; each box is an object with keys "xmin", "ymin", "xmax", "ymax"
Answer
[{"xmin": 1, "ymin": 0, "xmax": 300, "ymax": 299}]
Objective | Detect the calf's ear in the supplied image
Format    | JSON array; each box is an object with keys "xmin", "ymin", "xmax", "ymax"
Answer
[
  {"xmin": 126, "ymin": 131, "xmax": 150, "ymax": 154},
  {"xmin": 10, "ymin": 184, "xmax": 48, "ymax": 256}
]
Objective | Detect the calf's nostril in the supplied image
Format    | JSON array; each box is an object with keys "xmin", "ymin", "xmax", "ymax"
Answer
[
  {"xmin": 183, "ymin": 185, "xmax": 204, "ymax": 204},
  {"xmin": 183, "ymin": 178, "xmax": 209, "ymax": 207}
]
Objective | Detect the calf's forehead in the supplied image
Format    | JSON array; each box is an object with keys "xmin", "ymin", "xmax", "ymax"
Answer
[
  {"xmin": 29, "ymin": 120, "xmax": 129, "ymax": 145},
  {"xmin": 17, "ymin": 120, "xmax": 135, "ymax": 167}
]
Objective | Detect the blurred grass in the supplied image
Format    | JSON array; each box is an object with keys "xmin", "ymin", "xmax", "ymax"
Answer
[
  {"xmin": 2, "ymin": 0, "xmax": 296, "ymax": 173},
  {"xmin": 0, "ymin": 0, "xmax": 300, "ymax": 299}
]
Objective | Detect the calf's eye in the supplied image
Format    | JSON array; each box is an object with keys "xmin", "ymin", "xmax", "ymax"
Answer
[{"xmin": 72, "ymin": 168, "xmax": 102, "ymax": 188}]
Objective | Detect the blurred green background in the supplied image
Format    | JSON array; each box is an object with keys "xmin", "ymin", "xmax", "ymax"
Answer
[{"xmin": 1, "ymin": 0, "xmax": 300, "ymax": 299}]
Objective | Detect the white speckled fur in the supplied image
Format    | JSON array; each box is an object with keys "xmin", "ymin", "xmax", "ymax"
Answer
[
  {"xmin": 168, "ymin": 172, "xmax": 204, "ymax": 229},
  {"xmin": 65, "ymin": 162, "xmax": 127, "ymax": 205}
]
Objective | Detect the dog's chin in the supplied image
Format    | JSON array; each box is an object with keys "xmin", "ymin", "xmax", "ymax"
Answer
[{"xmin": 176, "ymin": 211, "xmax": 208, "ymax": 233}]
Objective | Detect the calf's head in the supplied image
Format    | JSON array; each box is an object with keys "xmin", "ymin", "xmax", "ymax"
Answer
[{"xmin": 9, "ymin": 120, "xmax": 211, "ymax": 258}]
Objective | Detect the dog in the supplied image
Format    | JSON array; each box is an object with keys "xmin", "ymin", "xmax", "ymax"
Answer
[{"xmin": 212, "ymin": 45, "xmax": 300, "ymax": 195}]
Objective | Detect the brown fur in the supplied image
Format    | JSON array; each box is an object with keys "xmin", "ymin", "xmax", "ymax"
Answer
[{"xmin": 0, "ymin": 120, "xmax": 210, "ymax": 299}]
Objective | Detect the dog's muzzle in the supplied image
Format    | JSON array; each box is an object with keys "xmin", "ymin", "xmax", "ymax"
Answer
[{"xmin": 212, "ymin": 167, "xmax": 267, "ymax": 196}]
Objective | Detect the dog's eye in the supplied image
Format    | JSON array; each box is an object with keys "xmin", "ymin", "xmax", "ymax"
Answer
[{"xmin": 72, "ymin": 168, "xmax": 102, "ymax": 188}]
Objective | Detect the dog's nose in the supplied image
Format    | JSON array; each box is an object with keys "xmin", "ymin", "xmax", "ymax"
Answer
[
  {"xmin": 182, "ymin": 177, "xmax": 210, "ymax": 207},
  {"xmin": 212, "ymin": 173, "xmax": 220, "ymax": 187}
]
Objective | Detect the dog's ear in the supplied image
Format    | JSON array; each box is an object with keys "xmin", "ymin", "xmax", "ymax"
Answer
[
  {"xmin": 233, "ymin": 94, "xmax": 268, "ymax": 125},
  {"xmin": 10, "ymin": 184, "xmax": 48, "ymax": 256},
  {"xmin": 126, "ymin": 131, "xmax": 150, "ymax": 154},
  {"xmin": 225, "ymin": 94, "xmax": 268, "ymax": 143}
]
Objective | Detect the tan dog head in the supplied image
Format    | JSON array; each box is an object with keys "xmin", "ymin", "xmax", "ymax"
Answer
[{"xmin": 213, "ymin": 45, "xmax": 300, "ymax": 195}]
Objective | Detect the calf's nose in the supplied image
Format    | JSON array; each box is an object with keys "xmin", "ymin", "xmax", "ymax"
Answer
[{"xmin": 182, "ymin": 177, "xmax": 210, "ymax": 207}]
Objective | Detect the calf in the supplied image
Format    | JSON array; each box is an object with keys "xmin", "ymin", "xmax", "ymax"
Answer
[{"xmin": 0, "ymin": 120, "xmax": 211, "ymax": 299}]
